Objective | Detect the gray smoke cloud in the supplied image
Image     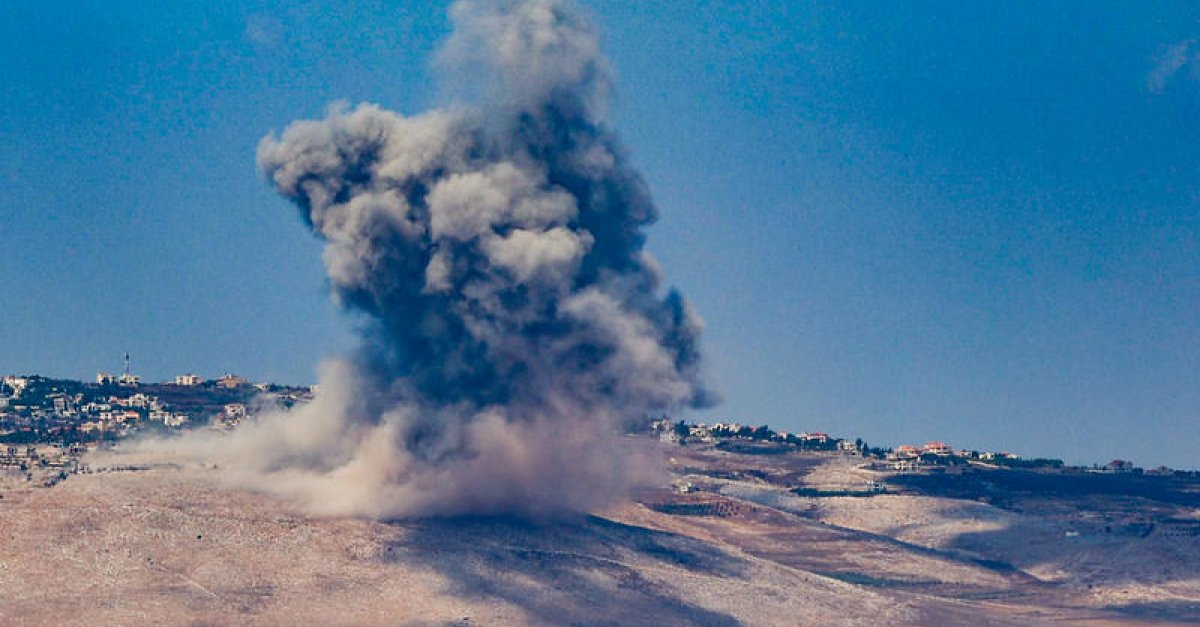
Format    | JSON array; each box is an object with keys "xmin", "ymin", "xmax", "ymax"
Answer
[{"xmin": 140, "ymin": 0, "xmax": 712, "ymax": 519}]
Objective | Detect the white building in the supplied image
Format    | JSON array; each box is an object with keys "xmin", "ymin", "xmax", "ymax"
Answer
[
  {"xmin": 688, "ymin": 424, "xmax": 715, "ymax": 442},
  {"xmin": 922, "ymin": 441, "xmax": 954, "ymax": 456},
  {"xmin": 127, "ymin": 393, "xmax": 152, "ymax": 409},
  {"xmin": 2, "ymin": 376, "xmax": 29, "ymax": 395},
  {"xmin": 174, "ymin": 373, "xmax": 202, "ymax": 386},
  {"xmin": 800, "ymin": 432, "xmax": 830, "ymax": 445},
  {"xmin": 217, "ymin": 374, "xmax": 247, "ymax": 389}
]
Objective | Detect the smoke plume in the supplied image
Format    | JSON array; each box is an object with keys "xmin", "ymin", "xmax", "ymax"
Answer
[{"xmin": 153, "ymin": 0, "xmax": 712, "ymax": 519}]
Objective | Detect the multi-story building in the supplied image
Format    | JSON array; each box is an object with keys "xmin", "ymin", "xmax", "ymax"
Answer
[{"xmin": 174, "ymin": 374, "xmax": 202, "ymax": 386}]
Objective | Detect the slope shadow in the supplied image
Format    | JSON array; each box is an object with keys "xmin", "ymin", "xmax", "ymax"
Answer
[
  {"xmin": 887, "ymin": 469, "xmax": 1200, "ymax": 509},
  {"xmin": 883, "ymin": 470, "xmax": 1200, "ymax": 622},
  {"xmin": 387, "ymin": 515, "xmax": 744, "ymax": 627},
  {"xmin": 1107, "ymin": 600, "xmax": 1200, "ymax": 624}
]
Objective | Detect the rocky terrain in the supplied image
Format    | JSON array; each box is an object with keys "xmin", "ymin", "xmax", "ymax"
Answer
[{"xmin": 1, "ymin": 440, "xmax": 1197, "ymax": 626}]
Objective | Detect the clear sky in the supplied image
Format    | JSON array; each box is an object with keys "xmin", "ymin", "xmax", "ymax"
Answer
[{"xmin": 2, "ymin": 1, "xmax": 1197, "ymax": 469}]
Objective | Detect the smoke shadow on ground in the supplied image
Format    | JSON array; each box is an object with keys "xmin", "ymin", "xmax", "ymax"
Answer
[{"xmin": 387, "ymin": 515, "xmax": 744, "ymax": 627}]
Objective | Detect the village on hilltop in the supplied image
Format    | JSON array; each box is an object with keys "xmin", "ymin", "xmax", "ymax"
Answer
[
  {"xmin": 0, "ymin": 363, "xmax": 1184, "ymax": 489},
  {"xmin": 650, "ymin": 418, "xmax": 1182, "ymax": 480},
  {"xmin": 0, "ymin": 362, "xmax": 315, "ymax": 485}
]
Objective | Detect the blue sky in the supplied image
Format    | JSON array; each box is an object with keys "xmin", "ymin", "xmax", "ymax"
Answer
[{"xmin": 2, "ymin": 1, "xmax": 1197, "ymax": 468}]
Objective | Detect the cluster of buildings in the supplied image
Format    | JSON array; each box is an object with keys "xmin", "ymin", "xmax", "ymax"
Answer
[
  {"xmin": 98, "ymin": 371, "xmax": 249, "ymax": 390},
  {"xmin": 1, "ymin": 443, "xmax": 83, "ymax": 471},
  {"xmin": 886, "ymin": 442, "xmax": 964, "ymax": 471},
  {"xmin": 1, "ymin": 375, "xmax": 192, "ymax": 439},
  {"xmin": 650, "ymin": 418, "xmax": 1084, "ymax": 475},
  {"xmin": 0, "ymin": 370, "xmax": 315, "ymax": 444},
  {"xmin": 0, "ymin": 369, "xmax": 324, "ymax": 486},
  {"xmin": 0, "ymin": 442, "xmax": 88, "ymax": 487},
  {"xmin": 651, "ymin": 419, "xmax": 845, "ymax": 451},
  {"xmin": 95, "ymin": 372, "xmax": 141, "ymax": 386},
  {"xmin": 75, "ymin": 391, "xmax": 192, "ymax": 434}
]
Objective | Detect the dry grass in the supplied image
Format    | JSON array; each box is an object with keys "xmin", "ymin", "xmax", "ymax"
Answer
[{"xmin": 0, "ymin": 444, "xmax": 1195, "ymax": 626}]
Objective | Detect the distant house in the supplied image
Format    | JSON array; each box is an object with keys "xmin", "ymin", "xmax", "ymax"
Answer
[
  {"xmin": 838, "ymin": 440, "xmax": 859, "ymax": 454},
  {"xmin": 50, "ymin": 394, "xmax": 74, "ymax": 416},
  {"xmin": 891, "ymin": 445, "xmax": 919, "ymax": 459},
  {"xmin": 96, "ymin": 372, "xmax": 117, "ymax": 385},
  {"xmin": 148, "ymin": 409, "xmax": 171, "ymax": 422},
  {"xmin": 174, "ymin": 374, "xmax": 202, "ymax": 386},
  {"xmin": 126, "ymin": 393, "xmax": 152, "ymax": 409},
  {"xmin": 217, "ymin": 403, "xmax": 248, "ymax": 429},
  {"xmin": 891, "ymin": 459, "xmax": 919, "ymax": 472},
  {"xmin": 217, "ymin": 374, "xmax": 247, "ymax": 389},
  {"xmin": 1107, "ymin": 459, "xmax": 1135, "ymax": 473},
  {"xmin": 922, "ymin": 442, "xmax": 953, "ymax": 456},
  {"xmin": 688, "ymin": 424, "xmax": 715, "ymax": 443},
  {"xmin": 800, "ymin": 432, "xmax": 830, "ymax": 445},
  {"xmin": 2, "ymin": 376, "xmax": 29, "ymax": 391}
]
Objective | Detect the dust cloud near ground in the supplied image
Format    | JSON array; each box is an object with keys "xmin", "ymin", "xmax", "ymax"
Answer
[
  {"xmin": 136, "ymin": 0, "xmax": 716, "ymax": 521},
  {"xmin": 3, "ymin": 441, "xmax": 1197, "ymax": 626}
]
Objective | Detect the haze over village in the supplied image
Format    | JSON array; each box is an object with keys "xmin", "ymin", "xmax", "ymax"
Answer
[{"xmin": 0, "ymin": 359, "xmax": 1185, "ymax": 490}]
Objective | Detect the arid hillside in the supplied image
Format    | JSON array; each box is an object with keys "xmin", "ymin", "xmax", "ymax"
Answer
[{"xmin": 1, "ymin": 441, "xmax": 1197, "ymax": 626}]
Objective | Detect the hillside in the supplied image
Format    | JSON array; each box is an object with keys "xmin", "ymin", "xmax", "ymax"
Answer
[{"xmin": 2, "ymin": 440, "xmax": 1197, "ymax": 626}]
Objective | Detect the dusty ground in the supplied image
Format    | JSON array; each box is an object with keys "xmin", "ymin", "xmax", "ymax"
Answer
[{"xmin": 0, "ymin": 442, "xmax": 1196, "ymax": 626}]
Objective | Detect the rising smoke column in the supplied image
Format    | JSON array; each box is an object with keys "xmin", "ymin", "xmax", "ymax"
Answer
[{"xmin": 200, "ymin": 0, "xmax": 712, "ymax": 519}]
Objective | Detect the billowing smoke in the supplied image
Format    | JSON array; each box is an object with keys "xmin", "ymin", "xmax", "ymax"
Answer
[{"xmin": 146, "ymin": 0, "xmax": 712, "ymax": 519}]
